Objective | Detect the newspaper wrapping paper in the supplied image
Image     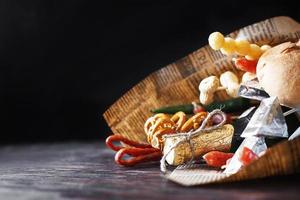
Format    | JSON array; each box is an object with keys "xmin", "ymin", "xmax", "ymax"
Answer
[
  {"xmin": 241, "ymin": 97, "xmax": 288, "ymax": 138},
  {"xmin": 238, "ymin": 78, "xmax": 270, "ymax": 101},
  {"xmin": 167, "ymin": 95, "xmax": 293, "ymax": 185},
  {"xmin": 104, "ymin": 16, "xmax": 300, "ymax": 186},
  {"xmin": 167, "ymin": 137, "xmax": 300, "ymax": 186},
  {"xmin": 104, "ymin": 16, "xmax": 300, "ymax": 143}
]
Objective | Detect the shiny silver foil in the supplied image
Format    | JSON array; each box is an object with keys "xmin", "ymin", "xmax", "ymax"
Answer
[
  {"xmin": 241, "ymin": 97, "xmax": 288, "ymax": 138},
  {"xmin": 238, "ymin": 79, "xmax": 270, "ymax": 101},
  {"xmin": 224, "ymin": 136, "xmax": 267, "ymax": 174},
  {"xmin": 289, "ymin": 127, "xmax": 300, "ymax": 140}
]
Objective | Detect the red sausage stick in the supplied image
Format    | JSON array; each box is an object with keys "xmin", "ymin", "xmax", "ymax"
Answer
[
  {"xmin": 106, "ymin": 135, "xmax": 153, "ymax": 151},
  {"xmin": 105, "ymin": 135, "xmax": 162, "ymax": 167},
  {"xmin": 115, "ymin": 147, "xmax": 162, "ymax": 167}
]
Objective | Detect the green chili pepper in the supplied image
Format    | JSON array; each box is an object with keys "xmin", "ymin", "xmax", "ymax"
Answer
[
  {"xmin": 151, "ymin": 98, "xmax": 254, "ymax": 114},
  {"xmin": 150, "ymin": 104, "xmax": 194, "ymax": 114},
  {"xmin": 205, "ymin": 98, "xmax": 252, "ymax": 113}
]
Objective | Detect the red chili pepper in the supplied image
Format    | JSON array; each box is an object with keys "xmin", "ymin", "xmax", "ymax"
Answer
[
  {"xmin": 234, "ymin": 57, "xmax": 258, "ymax": 74},
  {"xmin": 239, "ymin": 147, "xmax": 258, "ymax": 166},
  {"xmin": 203, "ymin": 151, "xmax": 234, "ymax": 168}
]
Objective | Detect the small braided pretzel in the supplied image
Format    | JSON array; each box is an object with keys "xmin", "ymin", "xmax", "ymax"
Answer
[
  {"xmin": 145, "ymin": 111, "xmax": 212, "ymax": 150},
  {"xmin": 180, "ymin": 112, "xmax": 208, "ymax": 132},
  {"xmin": 144, "ymin": 113, "xmax": 169, "ymax": 133},
  {"xmin": 147, "ymin": 117, "xmax": 175, "ymax": 144},
  {"xmin": 151, "ymin": 128, "xmax": 176, "ymax": 149},
  {"xmin": 170, "ymin": 111, "xmax": 186, "ymax": 131}
]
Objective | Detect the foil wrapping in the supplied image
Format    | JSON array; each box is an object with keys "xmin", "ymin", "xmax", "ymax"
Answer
[
  {"xmin": 241, "ymin": 97, "xmax": 288, "ymax": 138},
  {"xmin": 224, "ymin": 136, "xmax": 267, "ymax": 174}
]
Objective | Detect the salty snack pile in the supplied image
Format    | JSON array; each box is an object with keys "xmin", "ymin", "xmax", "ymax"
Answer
[
  {"xmin": 104, "ymin": 17, "xmax": 300, "ymax": 185},
  {"xmin": 144, "ymin": 111, "xmax": 209, "ymax": 149}
]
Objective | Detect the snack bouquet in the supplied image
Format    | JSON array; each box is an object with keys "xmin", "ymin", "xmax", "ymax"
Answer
[{"xmin": 104, "ymin": 16, "xmax": 300, "ymax": 186}]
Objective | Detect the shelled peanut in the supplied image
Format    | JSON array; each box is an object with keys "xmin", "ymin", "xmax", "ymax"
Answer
[
  {"xmin": 198, "ymin": 71, "xmax": 240, "ymax": 105},
  {"xmin": 208, "ymin": 32, "xmax": 271, "ymax": 60}
]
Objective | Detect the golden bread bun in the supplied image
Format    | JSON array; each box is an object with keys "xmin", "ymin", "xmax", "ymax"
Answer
[{"xmin": 257, "ymin": 40, "xmax": 300, "ymax": 108}]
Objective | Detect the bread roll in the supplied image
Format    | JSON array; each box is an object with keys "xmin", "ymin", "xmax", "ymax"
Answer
[{"xmin": 256, "ymin": 40, "xmax": 300, "ymax": 108}]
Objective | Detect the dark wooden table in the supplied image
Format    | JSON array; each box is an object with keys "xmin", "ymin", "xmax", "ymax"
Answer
[{"xmin": 0, "ymin": 142, "xmax": 299, "ymax": 200}]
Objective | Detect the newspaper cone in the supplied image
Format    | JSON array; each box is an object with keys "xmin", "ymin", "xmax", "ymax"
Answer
[
  {"xmin": 104, "ymin": 16, "xmax": 300, "ymax": 185},
  {"xmin": 104, "ymin": 16, "xmax": 300, "ymax": 143}
]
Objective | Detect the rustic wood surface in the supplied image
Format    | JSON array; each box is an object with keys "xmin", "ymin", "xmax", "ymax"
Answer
[{"xmin": 0, "ymin": 142, "xmax": 300, "ymax": 200}]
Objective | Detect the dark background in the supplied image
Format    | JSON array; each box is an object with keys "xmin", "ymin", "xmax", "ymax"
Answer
[{"xmin": 1, "ymin": 0, "xmax": 299, "ymax": 143}]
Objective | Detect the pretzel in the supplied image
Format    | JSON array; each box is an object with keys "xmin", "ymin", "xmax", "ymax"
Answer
[
  {"xmin": 180, "ymin": 112, "xmax": 208, "ymax": 132},
  {"xmin": 151, "ymin": 127, "xmax": 176, "ymax": 149},
  {"xmin": 144, "ymin": 114, "xmax": 170, "ymax": 132},
  {"xmin": 145, "ymin": 112, "xmax": 181, "ymax": 149},
  {"xmin": 170, "ymin": 111, "xmax": 186, "ymax": 131},
  {"xmin": 144, "ymin": 113, "xmax": 169, "ymax": 133},
  {"xmin": 147, "ymin": 118, "xmax": 175, "ymax": 143},
  {"xmin": 145, "ymin": 111, "xmax": 211, "ymax": 149}
]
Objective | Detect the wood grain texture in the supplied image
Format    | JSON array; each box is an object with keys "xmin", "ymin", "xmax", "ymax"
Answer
[{"xmin": 0, "ymin": 142, "xmax": 300, "ymax": 200}]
